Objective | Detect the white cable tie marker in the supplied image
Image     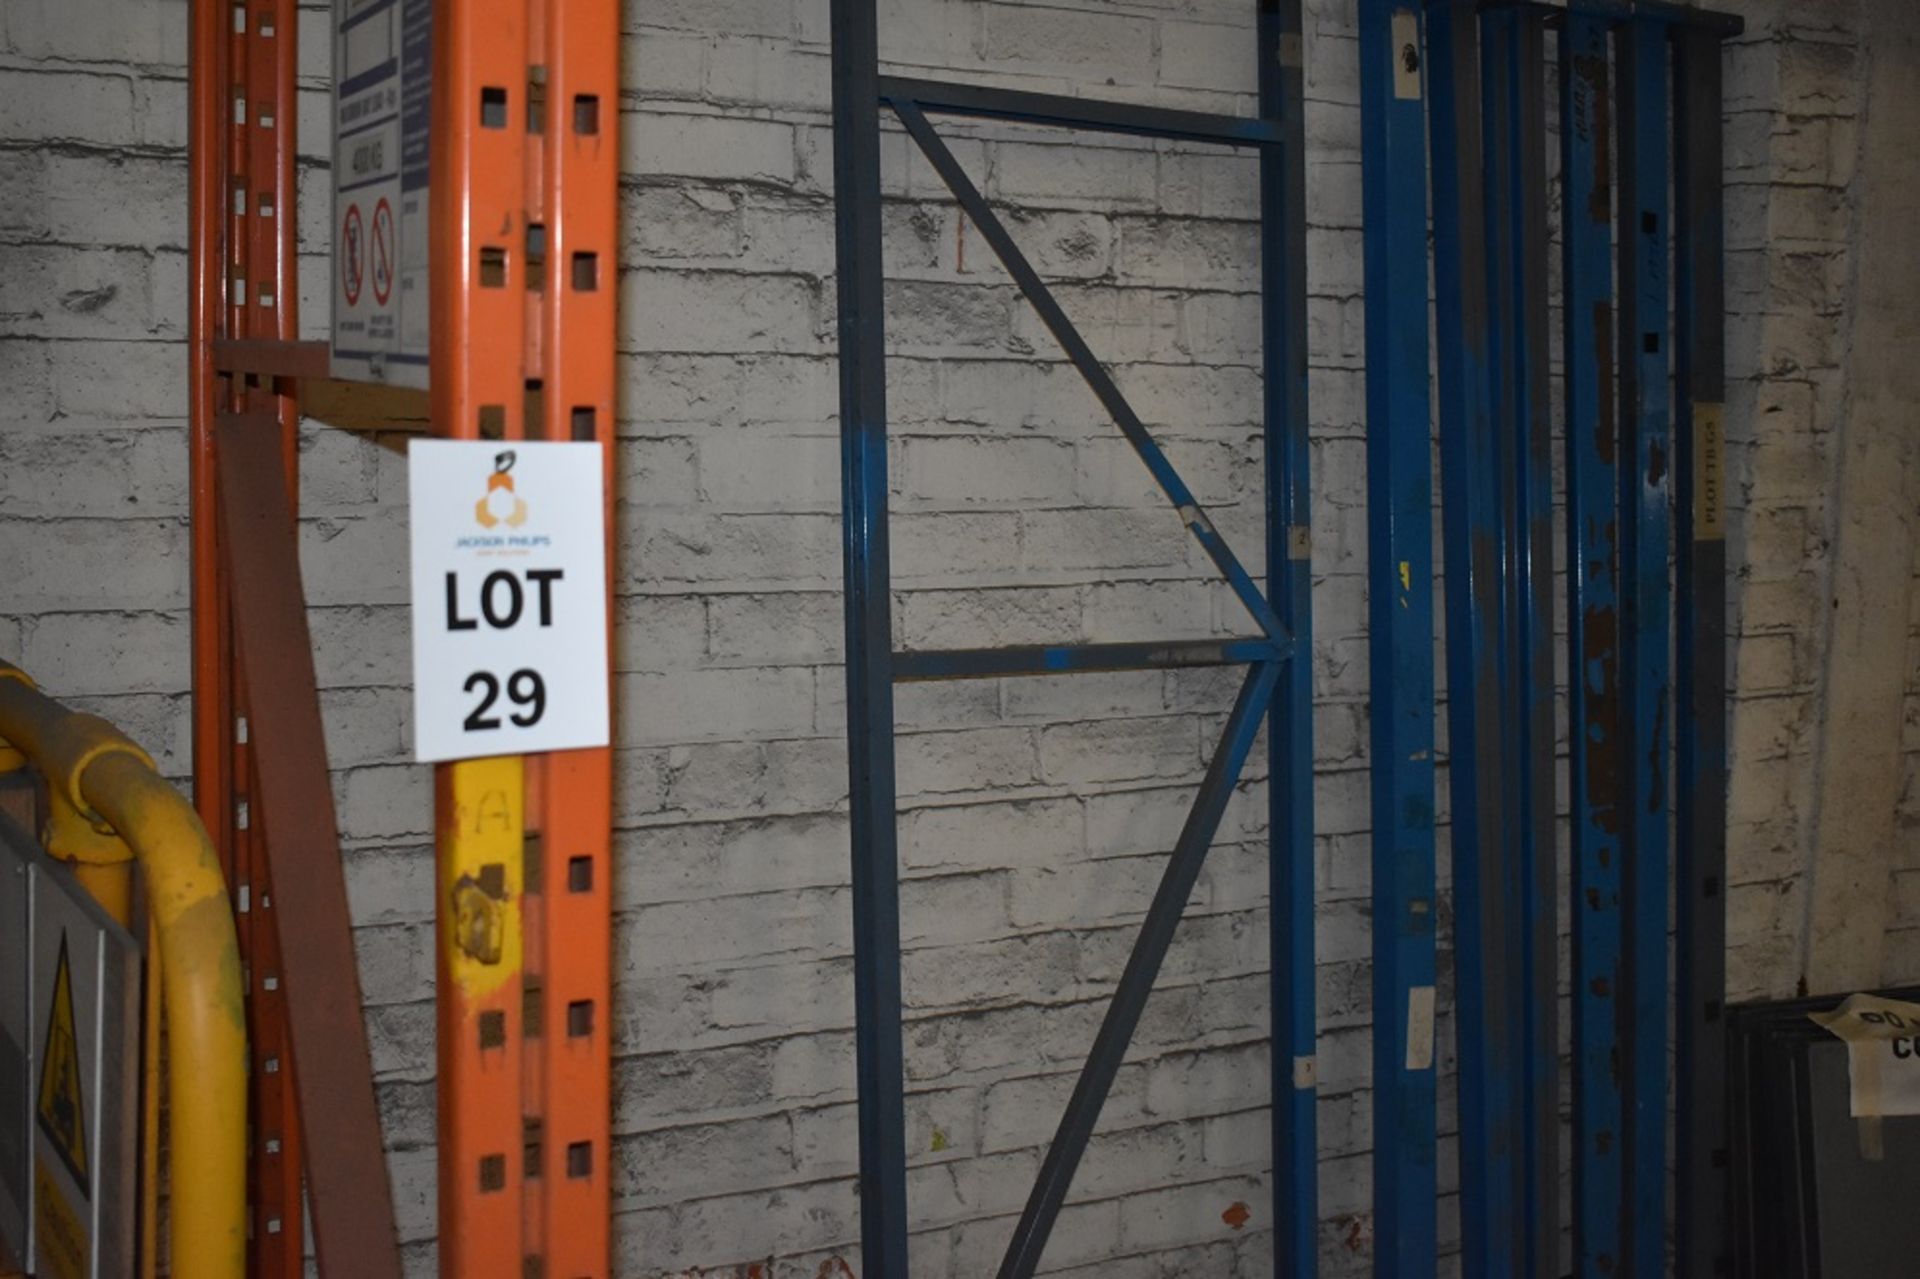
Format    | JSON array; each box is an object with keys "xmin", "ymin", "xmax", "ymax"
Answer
[
  {"xmin": 1406, "ymin": 985, "xmax": 1436, "ymax": 1071},
  {"xmin": 1391, "ymin": 10, "xmax": 1422, "ymax": 101},
  {"xmin": 1178, "ymin": 503, "xmax": 1215, "ymax": 537}
]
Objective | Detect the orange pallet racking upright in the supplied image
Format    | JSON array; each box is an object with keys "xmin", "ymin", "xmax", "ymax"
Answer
[{"xmin": 188, "ymin": 0, "xmax": 619, "ymax": 1274}]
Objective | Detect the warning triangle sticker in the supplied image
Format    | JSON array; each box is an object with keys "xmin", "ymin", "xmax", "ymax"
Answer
[{"xmin": 37, "ymin": 931, "xmax": 89, "ymax": 1196}]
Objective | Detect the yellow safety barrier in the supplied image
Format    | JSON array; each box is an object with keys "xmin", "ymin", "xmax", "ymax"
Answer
[{"xmin": 0, "ymin": 662, "xmax": 245, "ymax": 1279}]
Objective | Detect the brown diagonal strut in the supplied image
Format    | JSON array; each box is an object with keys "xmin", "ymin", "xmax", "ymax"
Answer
[{"xmin": 216, "ymin": 413, "xmax": 404, "ymax": 1279}]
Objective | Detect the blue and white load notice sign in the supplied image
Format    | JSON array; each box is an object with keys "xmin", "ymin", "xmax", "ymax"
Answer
[{"xmin": 332, "ymin": 0, "xmax": 432, "ymax": 388}]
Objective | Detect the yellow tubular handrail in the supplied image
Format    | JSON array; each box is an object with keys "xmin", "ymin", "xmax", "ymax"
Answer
[{"xmin": 0, "ymin": 664, "xmax": 245, "ymax": 1279}]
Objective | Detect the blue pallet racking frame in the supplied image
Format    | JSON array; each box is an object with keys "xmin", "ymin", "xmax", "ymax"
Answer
[{"xmin": 828, "ymin": 0, "xmax": 1317, "ymax": 1273}]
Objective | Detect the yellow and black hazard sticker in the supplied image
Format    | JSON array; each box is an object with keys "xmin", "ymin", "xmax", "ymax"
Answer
[
  {"xmin": 34, "ymin": 1158, "xmax": 89, "ymax": 1279},
  {"xmin": 37, "ymin": 931, "xmax": 90, "ymax": 1196}
]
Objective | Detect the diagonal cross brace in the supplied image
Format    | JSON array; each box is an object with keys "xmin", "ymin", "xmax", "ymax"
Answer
[
  {"xmin": 888, "ymin": 98, "xmax": 1287, "ymax": 642},
  {"xmin": 215, "ymin": 415, "xmax": 405, "ymax": 1279},
  {"xmin": 994, "ymin": 659, "xmax": 1282, "ymax": 1279}
]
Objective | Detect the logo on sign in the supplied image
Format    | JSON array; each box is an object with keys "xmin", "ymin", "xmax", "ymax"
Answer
[
  {"xmin": 475, "ymin": 451, "xmax": 529, "ymax": 529},
  {"xmin": 341, "ymin": 203, "xmax": 365, "ymax": 306},
  {"xmin": 371, "ymin": 197, "xmax": 395, "ymax": 305}
]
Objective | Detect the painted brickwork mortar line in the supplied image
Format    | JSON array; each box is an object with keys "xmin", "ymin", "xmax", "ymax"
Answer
[{"xmin": 0, "ymin": 0, "xmax": 1902, "ymax": 1275}]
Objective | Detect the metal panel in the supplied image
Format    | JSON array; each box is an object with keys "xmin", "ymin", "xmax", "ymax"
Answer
[
  {"xmin": 1617, "ymin": 19, "xmax": 1674, "ymax": 1276},
  {"xmin": 1727, "ymin": 990, "xmax": 1920, "ymax": 1278},
  {"xmin": 1357, "ymin": 3, "xmax": 1437, "ymax": 1273},
  {"xmin": 1560, "ymin": 14, "xmax": 1627, "ymax": 1275},
  {"xmin": 1426, "ymin": 1, "xmax": 1526, "ymax": 1270},
  {"xmin": 1806, "ymin": 1042, "xmax": 1920, "ymax": 1276},
  {"xmin": 1675, "ymin": 24, "xmax": 1732, "ymax": 1278},
  {"xmin": 3, "ymin": 819, "xmax": 140, "ymax": 1279}
]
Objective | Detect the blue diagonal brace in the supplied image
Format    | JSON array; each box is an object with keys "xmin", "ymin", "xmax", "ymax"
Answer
[
  {"xmin": 888, "ymin": 97, "xmax": 1286, "ymax": 641},
  {"xmin": 992, "ymin": 659, "xmax": 1282, "ymax": 1279}
]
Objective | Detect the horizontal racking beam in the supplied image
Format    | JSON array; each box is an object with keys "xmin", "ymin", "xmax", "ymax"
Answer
[
  {"xmin": 893, "ymin": 638, "xmax": 1287, "ymax": 681},
  {"xmin": 877, "ymin": 75, "xmax": 1281, "ymax": 146}
]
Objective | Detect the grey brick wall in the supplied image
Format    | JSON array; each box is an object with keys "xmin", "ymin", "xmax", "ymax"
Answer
[
  {"xmin": 1713, "ymin": 0, "xmax": 1917, "ymax": 998},
  {"xmin": 0, "ymin": 0, "xmax": 1907, "ymax": 1275}
]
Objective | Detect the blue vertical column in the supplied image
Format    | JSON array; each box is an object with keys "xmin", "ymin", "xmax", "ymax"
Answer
[
  {"xmin": 1482, "ymin": 9, "xmax": 1556, "ymax": 1266},
  {"xmin": 1425, "ymin": 1, "xmax": 1525, "ymax": 1272},
  {"xmin": 1478, "ymin": 12, "xmax": 1521, "ymax": 886},
  {"xmin": 1674, "ymin": 23, "xmax": 1731, "ymax": 1279},
  {"xmin": 828, "ymin": 0, "xmax": 911, "ymax": 1272},
  {"xmin": 1489, "ymin": 12, "xmax": 1560, "ymax": 1273},
  {"xmin": 1258, "ymin": 0, "xmax": 1318, "ymax": 1271},
  {"xmin": 1358, "ymin": 4, "xmax": 1436, "ymax": 1275},
  {"xmin": 1616, "ymin": 18, "xmax": 1673, "ymax": 1278},
  {"xmin": 1560, "ymin": 14, "xmax": 1626, "ymax": 1276}
]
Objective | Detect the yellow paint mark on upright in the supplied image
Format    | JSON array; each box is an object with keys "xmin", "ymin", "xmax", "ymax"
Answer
[
  {"xmin": 37, "ymin": 932, "xmax": 88, "ymax": 1193},
  {"xmin": 439, "ymin": 756, "xmax": 525, "ymax": 999}
]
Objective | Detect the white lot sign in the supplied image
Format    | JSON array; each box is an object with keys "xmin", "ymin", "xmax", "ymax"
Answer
[{"xmin": 408, "ymin": 441, "xmax": 610, "ymax": 763}]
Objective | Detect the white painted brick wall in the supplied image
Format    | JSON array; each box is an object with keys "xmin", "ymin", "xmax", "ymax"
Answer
[{"xmin": 0, "ymin": 0, "xmax": 1896, "ymax": 1274}]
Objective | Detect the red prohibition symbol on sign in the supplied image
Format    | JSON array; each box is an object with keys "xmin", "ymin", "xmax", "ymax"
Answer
[
  {"xmin": 341, "ymin": 203, "xmax": 365, "ymax": 307},
  {"xmin": 371, "ymin": 197, "xmax": 395, "ymax": 306}
]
